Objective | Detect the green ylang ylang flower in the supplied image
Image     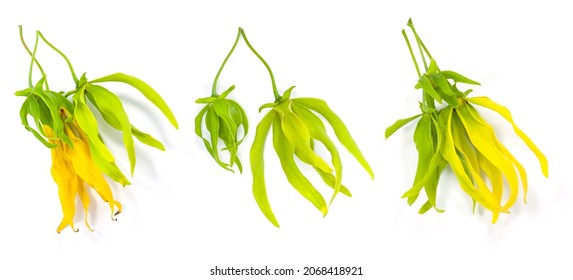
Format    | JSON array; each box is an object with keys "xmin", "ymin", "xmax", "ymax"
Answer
[
  {"xmin": 16, "ymin": 26, "xmax": 178, "ymax": 232},
  {"xmin": 385, "ymin": 19, "xmax": 548, "ymax": 223},
  {"xmin": 195, "ymin": 30, "xmax": 248, "ymax": 173},
  {"xmin": 238, "ymin": 28, "xmax": 375, "ymax": 227}
]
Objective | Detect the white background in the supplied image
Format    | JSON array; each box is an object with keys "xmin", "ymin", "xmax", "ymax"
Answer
[{"xmin": 1, "ymin": 1, "xmax": 571, "ymax": 279}]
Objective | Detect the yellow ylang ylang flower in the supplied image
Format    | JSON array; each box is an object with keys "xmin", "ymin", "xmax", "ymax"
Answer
[
  {"xmin": 238, "ymin": 28, "xmax": 374, "ymax": 227},
  {"xmin": 44, "ymin": 112, "xmax": 121, "ymax": 233},
  {"xmin": 195, "ymin": 30, "xmax": 248, "ymax": 173},
  {"xmin": 16, "ymin": 26, "xmax": 178, "ymax": 233},
  {"xmin": 386, "ymin": 19, "xmax": 548, "ymax": 223}
]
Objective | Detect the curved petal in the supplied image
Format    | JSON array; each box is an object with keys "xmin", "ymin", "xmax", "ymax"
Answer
[
  {"xmin": 272, "ymin": 118, "xmax": 328, "ymax": 216},
  {"xmin": 293, "ymin": 98, "xmax": 373, "ymax": 179},
  {"xmin": 467, "ymin": 96, "xmax": 548, "ymax": 177},
  {"xmin": 250, "ymin": 111, "xmax": 278, "ymax": 227}
]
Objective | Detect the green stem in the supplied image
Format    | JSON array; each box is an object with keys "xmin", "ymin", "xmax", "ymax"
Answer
[
  {"xmin": 37, "ymin": 31, "xmax": 79, "ymax": 86},
  {"xmin": 402, "ymin": 29, "xmax": 421, "ymax": 78},
  {"xmin": 30, "ymin": 33, "xmax": 40, "ymax": 89},
  {"xmin": 212, "ymin": 29, "xmax": 242, "ymax": 97},
  {"xmin": 403, "ymin": 21, "xmax": 435, "ymax": 111},
  {"xmin": 19, "ymin": 26, "xmax": 49, "ymax": 90},
  {"xmin": 239, "ymin": 28, "xmax": 281, "ymax": 101},
  {"xmin": 407, "ymin": 19, "xmax": 434, "ymax": 65}
]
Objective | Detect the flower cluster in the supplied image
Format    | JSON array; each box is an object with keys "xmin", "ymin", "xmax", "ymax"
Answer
[
  {"xmin": 16, "ymin": 27, "xmax": 178, "ymax": 232},
  {"xmin": 195, "ymin": 28, "xmax": 373, "ymax": 226},
  {"xmin": 196, "ymin": 86, "xmax": 248, "ymax": 172},
  {"xmin": 386, "ymin": 19, "xmax": 548, "ymax": 223},
  {"xmin": 252, "ymin": 90, "xmax": 373, "ymax": 227}
]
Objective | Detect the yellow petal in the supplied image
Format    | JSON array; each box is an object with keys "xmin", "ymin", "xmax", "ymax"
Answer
[
  {"xmin": 467, "ymin": 96, "xmax": 548, "ymax": 177},
  {"xmin": 63, "ymin": 123, "xmax": 121, "ymax": 220},
  {"xmin": 476, "ymin": 150, "xmax": 503, "ymax": 223},
  {"xmin": 77, "ymin": 184, "xmax": 93, "ymax": 231},
  {"xmin": 438, "ymin": 107, "xmax": 500, "ymax": 212},
  {"xmin": 456, "ymin": 104, "xmax": 519, "ymax": 212},
  {"xmin": 47, "ymin": 146, "xmax": 78, "ymax": 233}
]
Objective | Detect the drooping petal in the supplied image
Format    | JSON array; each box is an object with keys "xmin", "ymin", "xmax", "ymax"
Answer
[
  {"xmin": 272, "ymin": 118, "xmax": 328, "ymax": 216},
  {"xmin": 131, "ymin": 126, "xmax": 165, "ymax": 151},
  {"xmin": 293, "ymin": 98, "xmax": 374, "ymax": 179},
  {"xmin": 404, "ymin": 114, "xmax": 434, "ymax": 204},
  {"xmin": 274, "ymin": 101, "xmax": 332, "ymax": 173},
  {"xmin": 72, "ymin": 91, "xmax": 129, "ymax": 185},
  {"xmin": 438, "ymin": 107, "xmax": 500, "ymax": 212},
  {"xmin": 466, "ymin": 104, "xmax": 529, "ymax": 207},
  {"xmin": 250, "ymin": 111, "xmax": 279, "ymax": 227},
  {"xmin": 89, "ymin": 73, "xmax": 179, "ymax": 129},
  {"xmin": 292, "ymin": 103, "xmax": 343, "ymax": 205},
  {"xmin": 63, "ymin": 125, "xmax": 121, "ymax": 220},
  {"xmin": 205, "ymin": 106, "xmax": 233, "ymax": 172},
  {"xmin": 213, "ymin": 100, "xmax": 239, "ymax": 168},
  {"xmin": 44, "ymin": 125, "xmax": 79, "ymax": 233},
  {"xmin": 195, "ymin": 105, "xmax": 214, "ymax": 155},
  {"xmin": 228, "ymin": 100, "xmax": 249, "ymax": 144},
  {"xmin": 85, "ymin": 84, "xmax": 136, "ymax": 175},
  {"xmin": 476, "ymin": 150, "xmax": 503, "ymax": 223},
  {"xmin": 401, "ymin": 115, "xmax": 445, "ymax": 207},
  {"xmin": 451, "ymin": 112, "xmax": 501, "ymax": 217},
  {"xmin": 420, "ymin": 116, "xmax": 446, "ymax": 213},
  {"xmin": 456, "ymin": 104, "xmax": 520, "ymax": 212},
  {"xmin": 76, "ymin": 183, "xmax": 93, "ymax": 231},
  {"xmin": 466, "ymin": 96, "xmax": 548, "ymax": 177}
]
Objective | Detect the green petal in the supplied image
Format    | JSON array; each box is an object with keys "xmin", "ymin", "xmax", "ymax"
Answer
[
  {"xmin": 20, "ymin": 97, "xmax": 55, "ymax": 148},
  {"xmin": 419, "ymin": 74, "xmax": 442, "ymax": 103},
  {"xmin": 294, "ymin": 98, "xmax": 374, "ymax": 179},
  {"xmin": 385, "ymin": 113, "xmax": 422, "ymax": 139},
  {"xmin": 272, "ymin": 118, "xmax": 328, "ymax": 216},
  {"xmin": 72, "ymin": 90, "xmax": 114, "ymax": 162},
  {"xmin": 228, "ymin": 100, "xmax": 249, "ymax": 144},
  {"xmin": 195, "ymin": 105, "xmax": 215, "ymax": 156},
  {"xmin": 213, "ymin": 100, "xmax": 239, "ymax": 168},
  {"xmin": 250, "ymin": 111, "xmax": 278, "ymax": 227},
  {"xmin": 431, "ymin": 73, "xmax": 455, "ymax": 96},
  {"xmin": 131, "ymin": 126, "xmax": 165, "ymax": 151},
  {"xmin": 89, "ymin": 141, "xmax": 130, "ymax": 186},
  {"xmin": 403, "ymin": 114, "xmax": 434, "ymax": 203},
  {"xmin": 86, "ymin": 84, "xmax": 136, "ymax": 175},
  {"xmin": 441, "ymin": 70, "xmax": 481, "ymax": 85},
  {"xmin": 422, "ymin": 160, "xmax": 446, "ymax": 213},
  {"xmin": 293, "ymin": 103, "xmax": 343, "ymax": 205},
  {"xmin": 195, "ymin": 97, "xmax": 217, "ymax": 104},
  {"xmin": 205, "ymin": 107, "xmax": 233, "ymax": 172},
  {"xmin": 274, "ymin": 101, "xmax": 332, "ymax": 173},
  {"xmin": 90, "ymin": 73, "xmax": 178, "ymax": 129}
]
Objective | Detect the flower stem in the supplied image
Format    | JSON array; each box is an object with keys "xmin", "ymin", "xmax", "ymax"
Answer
[
  {"xmin": 404, "ymin": 19, "xmax": 435, "ymax": 111},
  {"xmin": 402, "ymin": 29, "xmax": 421, "ymax": 78},
  {"xmin": 212, "ymin": 29, "xmax": 242, "ymax": 97},
  {"xmin": 19, "ymin": 26, "xmax": 49, "ymax": 90},
  {"xmin": 407, "ymin": 19, "xmax": 434, "ymax": 66},
  {"xmin": 239, "ymin": 28, "xmax": 281, "ymax": 101},
  {"xmin": 37, "ymin": 31, "xmax": 79, "ymax": 86}
]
